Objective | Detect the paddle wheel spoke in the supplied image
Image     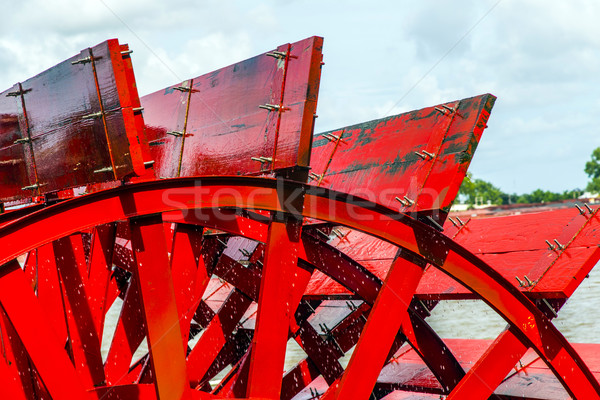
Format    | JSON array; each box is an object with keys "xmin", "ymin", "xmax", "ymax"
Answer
[
  {"xmin": 129, "ymin": 215, "xmax": 191, "ymax": 400},
  {"xmin": 0, "ymin": 260, "xmax": 89, "ymax": 400}
]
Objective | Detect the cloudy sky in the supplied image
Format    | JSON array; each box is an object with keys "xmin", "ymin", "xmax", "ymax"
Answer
[{"xmin": 1, "ymin": 0, "xmax": 598, "ymax": 194}]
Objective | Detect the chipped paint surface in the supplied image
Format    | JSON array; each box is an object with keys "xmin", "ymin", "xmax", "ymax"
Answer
[{"xmin": 310, "ymin": 94, "xmax": 495, "ymax": 214}]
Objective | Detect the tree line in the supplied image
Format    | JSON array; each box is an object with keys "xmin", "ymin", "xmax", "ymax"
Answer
[
  {"xmin": 458, "ymin": 173, "xmax": 582, "ymax": 206},
  {"xmin": 458, "ymin": 147, "xmax": 600, "ymax": 206}
]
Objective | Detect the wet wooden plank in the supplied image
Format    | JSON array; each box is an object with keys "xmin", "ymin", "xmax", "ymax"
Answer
[
  {"xmin": 142, "ymin": 36, "xmax": 323, "ymax": 178},
  {"xmin": 0, "ymin": 39, "xmax": 147, "ymax": 202},
  {"xmin": 309, "ymin": 94, "xmax": 495, "ymax": 213}
]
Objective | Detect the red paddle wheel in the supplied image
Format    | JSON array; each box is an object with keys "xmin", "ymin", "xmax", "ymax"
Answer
[{"xmin": 0, "ymin": 36, "xmax": 598, "ymax": 400}]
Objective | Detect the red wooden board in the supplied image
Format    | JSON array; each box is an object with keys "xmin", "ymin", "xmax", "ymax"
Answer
[
  {"xmin": 0, "ymin": 39, "xmax": 146, "ymax": 202},
  {"xmin": 0, "ymin": 85, "xmax": 30, "ymax": 201},
  {"xmin": 305, "ymin": 206, "xmax": 600, "ymax": 299},
  {"xmin": 142, "ymin": 36, "xmax": 323, "ymax": 178},
  {"xmin": 309, "ymin": 94, "xmax": 495, "ymax": 213}
]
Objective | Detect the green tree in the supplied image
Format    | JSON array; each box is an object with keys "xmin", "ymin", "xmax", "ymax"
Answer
[
  {"xmin": 458, "ymin": 173, "xmax": 506, "ymax": 205},
  {"xmin": 585, "ymin": 147, "xmax": 600, "ymax": 193}
]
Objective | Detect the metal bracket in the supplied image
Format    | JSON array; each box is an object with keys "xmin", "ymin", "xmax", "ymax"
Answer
[
  {"xmin": 71, "ymin": 56, "xmax": 101, "ymax": 65},
  {"xmin": 266, "ymin": 51, "xmax": 288, "ymax": 59},
  {"xmin": 14, "ymin": 138, "xmax": 31, "ymax": 144},
  {"xmin": 82, "ymin": 111, "xmax": 103, "ymax": 120},
  {"xmin": 322, "ymin": 133, "xmax": 346, "ymax": 143},
  {"xmin": 6, "ymin": 88, "xmax": 31, "ymax": 97},
  {"xmin": 259, "ymin": 103, "xmax": 288, "ymax": 112},
  {"xmin": 93, "ymin": 166, "xmax": 114, "ymax": 174},
  {"xmin": 251, "ymin": 156, "xmax": 273, "ymax": 163},
  {"xmin": 395, "ymin": 196, "xmax": 415, "ymax": 207},
  {"xmin": 266, "ymin": 51, "xmax": 298, "ymax": 60},
  {"xmin": 21, "ymin": 183, "xmax": 39, "ymax": 191}
]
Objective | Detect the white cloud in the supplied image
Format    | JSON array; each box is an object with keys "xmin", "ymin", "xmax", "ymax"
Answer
[{"xmin": 0, "ymin": 0, "xmax": 599, "ymax": 193}]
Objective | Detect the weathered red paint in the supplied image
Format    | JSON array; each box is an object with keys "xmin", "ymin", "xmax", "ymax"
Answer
[{"xmin": 310, "ymin": 94, "xmax": 495, "ymax": 214}]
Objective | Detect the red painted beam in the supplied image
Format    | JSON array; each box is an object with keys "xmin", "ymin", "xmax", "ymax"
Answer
[{"xmin": 129, "ymin": 215, "xmax": 191, "ymax": 400}]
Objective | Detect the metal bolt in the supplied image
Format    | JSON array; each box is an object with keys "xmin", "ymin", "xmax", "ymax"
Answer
[
  {"xmin": 239, "ymin": 248, "xmax": 251, "ymax": 257},
  {"xmin": 251, "ymin": 156, "xmax": 273, "ymax": 163},
  {"xmin": 82, "ymin": 111, "xmax": 103, "ymax": 120},
  {"xmin": 144, "ymin": 160, "xmax": 155, "ymax": 167},
  {"xmin": 515, "ymin": 276, "xmax": 526, "ymax": 287},
  {"xmin": 542, "ymin": 298, "xmax": 558, "ymax": 318},
  {"xmin": 575, "ymin": 204, "xmax": 586, "ymax": 215},
  {"xmin": 258, "ymin": 103, "xmax": 282, "ymax": 112},
  {"xmin": 456, "ymin": 217, "xmax": 465, "ymax": 226},
  {"xmin": 173, "ymin": 86, "xmax": 191, "ymax": 92},
  {"xmin": 266, "ymin": 51, "xmax": 287, "ymax": 59},
  {"xmin": 441, "ymin": 104, "xmax": 456, "ymax": 113},
  {"xmin": 71, "ymin": 56, "xmax": 93, "ymax": 65},
  {"xmin": 524, "ymin": 275, "xmax": 534, "ymax": 287},
  {"xmin": 448, "ymin": 217, "xmax": 459, "ymax": 227},
  {"xmin": 6, "ymin": 88, "xmax": 31, "ymax": 97},
  {"xmin": 553, "ymin": 239, "xmax": 565, "ymax": 250},
  {"xmin": 166, "ymin": 131, "xmax": 184, "ymax": 137},
  {"xmin": 308, "ymin": 172, "xmax": 322, "ymax": 181},
  {"xmin": 13, "ymin": 138, "xmax": 31, "ymax": 144},
  {"xmin": 403, "ymin": 196, "xmax": 415, "ymax": 206},
  {"xmin": 132, "ymin": 107, "xmax": 144, "ymax": 113},
  {"xmin": 322, "ymin": 133, "xmax": 344, "ymax": 142},
  {"xmin": 545, "ymin": 239, "xmax": 556, "ymax": 251},
  {"xmin": 332, "ymin": 229, "xmax": 345, "ymax": 239},
  {"xmin": 395, "ymin": 196, "xmax": 409, "ymax": 207},
  {"xmin": 21, "ymin": 183, "xmax": 40, "ymax": 191},
  {"xmin": 121, "ymin": 50, "xmax": 133, "ymax": 56},
  {"xmin": 585, "ymin": 203, "xmax": 593, "ymax": 213},
  {"xmin": 93, "ymin": 166, "xmax": 113, "ymax": 174},
  {"xmin": 316, "ymin": 229, "xmax": 330, "ymax": 240}
]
